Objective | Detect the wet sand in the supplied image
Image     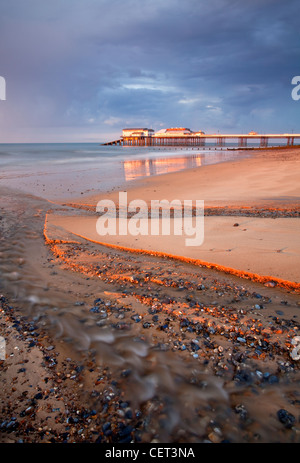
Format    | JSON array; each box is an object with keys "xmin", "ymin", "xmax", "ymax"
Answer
[
  {"xmin": 54, "ymin": 147, "xmax": 300, "ymax": 286},
  {"xmin": 45, "ymin": 214, "xmax": 300, "ymax": 286},
  {"xmin": 75, "ymin": 146, "xmax": 300, "ymax": 209},
  {"xmin": 1, "ymin": 147, "xmax": 300, "ymax": 444}
]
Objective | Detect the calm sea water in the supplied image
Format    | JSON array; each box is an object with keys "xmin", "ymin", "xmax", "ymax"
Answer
[{"xmin": 0, "ymin": 142, "xmax": 254, "ymax": 201}]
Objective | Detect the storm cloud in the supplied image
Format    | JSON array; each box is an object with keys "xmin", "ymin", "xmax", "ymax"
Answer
[{"xmin": 0, "ymin": 0, "xmax": 299, "ymax": 142}]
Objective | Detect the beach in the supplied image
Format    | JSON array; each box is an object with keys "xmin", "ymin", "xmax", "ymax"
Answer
[
  {"xmin": 56, "ymin": 147, "xmax": 300, "ymax": 285},
  {"xmin": 1, "ymin": 146, "xmax": 300, "ymax": 443}
]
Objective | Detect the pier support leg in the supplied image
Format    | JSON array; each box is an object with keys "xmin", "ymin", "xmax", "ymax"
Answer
[
  {"xmin": 238, "ymin": 137, "xmax": 247, "ymax": 148},
  {"xmin": 260, "ymin": 137, "xmax": 268, "ymax": 148}
]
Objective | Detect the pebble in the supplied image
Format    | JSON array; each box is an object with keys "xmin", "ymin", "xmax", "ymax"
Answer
[
  {"xmin": 235, "ymin": 404, "xmax": 248, "ymax": 421},
  {"xmin": 102, "ymin": 422, "xmax": 111, "ymax": 432},
  {"xmin": 267, "ymin": 375, "xmax": 279, "ymax": 384},
  {"xmin": 46, "ymin": 345, "xmax": 54, "ymax": 351},
  {"xmin": 208, "ymin": 431, "xmax": 222, "ymax": 443},
  {"xmin": 90, "ymin": 306, "xmax": 100, "ymax": 313},
  {"xmin": 1, "ymin": 418, "xmax": 19, "ymax": 432},
  {"xmin": 277, "ymin": 409, "xmax": 296, "ymax": 428},
  {"xmin": 197, "ymin": 284, "xmax": 206, "ymax": 290},
  {"xmin": 125, "ymin": 409, "xmax": 133, "ymax": 419},
  {"xmin": 131, "ymin": 314, "xmax": 141, "ymax": 323},
  {"xmin": 264, "ymin": 281, "xmax": 277, "ymax": 288}
]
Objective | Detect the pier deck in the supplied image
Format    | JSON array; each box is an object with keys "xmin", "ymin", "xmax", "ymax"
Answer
[{"xmin": 103, "ymin": 133, "xmax": 300, "ymax": 148}]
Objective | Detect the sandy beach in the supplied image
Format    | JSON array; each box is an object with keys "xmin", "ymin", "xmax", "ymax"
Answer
[
  {"xmin": 76, "ymin": 147, "xmax": 300, "ymax": 208},
  {"xmin": 1, "ymin": 147, "xmax": 300, "ymax": 444},
  {"xmin": 55, "ymin": 147, "xmax": 300, "ymax": 286}
]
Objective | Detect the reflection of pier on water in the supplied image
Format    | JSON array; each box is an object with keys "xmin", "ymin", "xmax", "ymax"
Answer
[
  {"xmin": 123, "ymin": 154, "xmax": 203, "ymax": 181},
  {"xmin": 122, "ymin": 150, "xmax": 241, "ymax": 182}
]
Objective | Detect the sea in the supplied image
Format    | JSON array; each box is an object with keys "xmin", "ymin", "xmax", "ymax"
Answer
[{"xmin": 0, "ymin": 142, "xmax": 258, "ymax": 201}]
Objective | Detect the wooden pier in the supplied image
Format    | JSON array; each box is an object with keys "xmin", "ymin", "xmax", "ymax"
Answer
[{"xmin": 103, "ymin": 133, "xmax": 300, "ymax": 148}]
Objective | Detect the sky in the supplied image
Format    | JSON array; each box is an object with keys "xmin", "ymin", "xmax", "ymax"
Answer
[{"xmin": 0, "ymin": 0, "xmax": 299, "ymax": 143}]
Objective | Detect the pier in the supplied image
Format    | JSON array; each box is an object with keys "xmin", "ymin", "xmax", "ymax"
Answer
[{"xmin": 104, "ymin": 132, "xmax": 300, "ymax": 148}]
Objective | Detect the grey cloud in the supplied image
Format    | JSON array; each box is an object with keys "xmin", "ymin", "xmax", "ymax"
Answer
[{"xmin": 0, "ymin": 0, "xmax": 299, "ymax": 141}]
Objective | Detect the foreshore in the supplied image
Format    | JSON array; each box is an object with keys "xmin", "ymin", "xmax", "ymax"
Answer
[
  {"xmin": 1, "ymin": 146, "xmax": 300, "ymax": 444},
  {"xmin": 56, "ymin": 147, "xmax": 300, "ymax": 286}
]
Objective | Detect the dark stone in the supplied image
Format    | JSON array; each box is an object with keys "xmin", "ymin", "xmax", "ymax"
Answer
[
  {"xmin": 118, "ymin": 425, "xmax": 133, "ymax": 437},
  {"xmin": 277, "ymin": 409, "xmax": 296, "ymax": 428},
  {"xmin": 102, "ymin": 422, "xmax": 111, "ymax": 432},
  {"xmin": 118, "ymin": 435, "xmax": 132, "ymax": 443},
  {"xmin": 142, "ymin": 322, "xmax": 151, "ymax": 328},
  {"xmin": 6, "ymin": 419, "xmax": 19, "ymax": 431},
  {"xmin": 234, "ymin": 369, "xmax": 253, "ymax": 384},
  {"xmin": 191, "ymin": 341, "xmax": 200, "ymax": 351},
  {"xmin": 197, "ymin": 284, "xmax": 206, "ymax": 290},
  {"xmin": 125, "ymin": 409, "xmax": 133, "ymax": 419},
  {"xmin": 90, "ymin": 306, "xmax": 100, "ymax": 313},
  {"xmin": 75, "ymin": 365, "xmax": 84, "ymax": 374},
  {"xmin": 234, "ymin": 404, "xmax": 248, "ymax": 421},
  {"xmin": 268, "ymin": 375, "xmax": 279, "ymax": 384}
]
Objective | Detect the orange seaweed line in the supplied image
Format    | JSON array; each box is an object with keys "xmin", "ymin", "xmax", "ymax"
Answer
[
  {"xmin": 43, "ymin": 213, "xmax": 80, "ymax": 245},
  {"xmin": 46, "ymin": 225, "xmax": 300, "ymax": 291},
  {"xmin": 58, "ymin": 202, "xmax": 300, "ymax": 214}
]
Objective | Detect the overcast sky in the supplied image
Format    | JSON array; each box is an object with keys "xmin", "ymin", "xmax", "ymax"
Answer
[{"xmin": 0, "ymin": 0, "xmax": 299, "ymax": 142}]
